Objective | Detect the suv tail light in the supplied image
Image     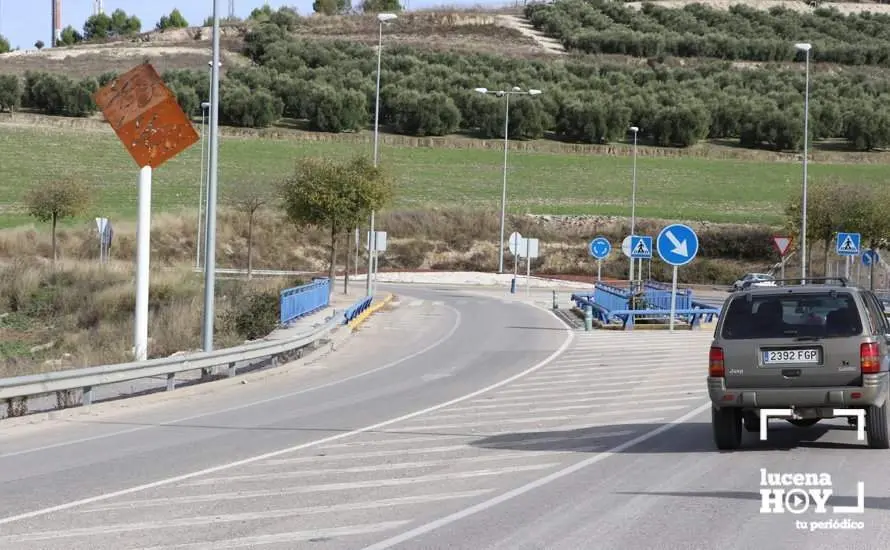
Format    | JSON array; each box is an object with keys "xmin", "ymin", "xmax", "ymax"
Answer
[
  {"xmin": 709, "ymin": 346, "xmax": 725, "ymax": 377},
  {"xmin": 860, "ymin": 342, "xmax": 880, "ymax": 374}
]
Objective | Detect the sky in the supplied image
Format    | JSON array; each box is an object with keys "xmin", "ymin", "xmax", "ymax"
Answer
[{"xmin": 0, "ymin": 0, "xmax": 493, "ymax": 50}]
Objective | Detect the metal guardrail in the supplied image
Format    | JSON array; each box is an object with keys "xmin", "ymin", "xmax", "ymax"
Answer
[
  {"xmin": 0, "ymin": 313, "xmax": 342, "ymax": 410},
  {"xmin": 280, "ymin": 278, "xmax": 331, "ymax": 325},
  {"xmin": 343, "ymin": 295, "xmax": 373, "ymax": 324},
  {"xmin": 0, "ymin": 292, "xmax": 385, "ymax": 416}
]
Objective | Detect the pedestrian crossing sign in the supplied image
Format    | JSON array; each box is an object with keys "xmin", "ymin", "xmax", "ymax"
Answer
[
  {"xmin": 630, "ymin": 235, "xmax": 653, "ymax": 259},
  {"xmin": 836, "ymin": 232, "xmax": 861, "ymax": 256}
]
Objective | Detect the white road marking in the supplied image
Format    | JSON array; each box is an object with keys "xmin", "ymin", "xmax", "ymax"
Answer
[
  {"xmin": 264, "ymin": 444, "xmax": 471, "ymax": 464},
  {"xmin": 430, "ymin": 396, "xmax": 703, "ymax": 419},
  {"xmin": 400, "ymin": 406, "xmax": 686, "ymax": 431},
  {"xmin": 0, "ymin": 303, "xmax": 463, "ymax": 460},
  {"xmin": 5, "ymin": 492, "xmax": 493, "ymax": 541},
  {"xmin": 142, "ymin": 521, "xmax": 412, "ymax": 549},
  {"xmin": 455, "ymin": 389, "xmax": 702, "ymax": 409},
  {"xmin": 319, "ymin": 434, "xmax": 468, "ymax": 449},
  {"xmin": 524, "ymin": 365, "xmax": 695, "ymax": 379},
  {"xmin": 78, "ymin": 465, "xmax": 564, "ymax": 512},
  {"xmin": 0, "ymin": 322, "xmax": 573, "ymax": 525},
  {"xmin": 183, "ymin": 454, "xmax": 551, "ymax": 486},
  {"xmin": 495, "ymin": 375, "xmax": 700, "ymax": 394},
  {"xmin": 359, "ymin": 402, "xmax": 712, "ymax": 550},
  {"xmin": 475, "ymin": 383, "xmax": 704, "ymax": 403}
]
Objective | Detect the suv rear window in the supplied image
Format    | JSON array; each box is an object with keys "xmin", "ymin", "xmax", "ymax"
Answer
[{"xmin": 721, "ymin": 292, "xmax": 863, "ymax": 340}]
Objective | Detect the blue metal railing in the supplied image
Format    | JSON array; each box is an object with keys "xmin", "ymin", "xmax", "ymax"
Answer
[
  {"xmin": 594, "ymin": 283, "xmax": 630, "ymax": 311},
  {"xmin": 343, "ymin": 295, "xmax": 373, "ymax": 325},
  {"xmin": 280, "ymin": 278, "xmax": 331, "ymax": 325}
]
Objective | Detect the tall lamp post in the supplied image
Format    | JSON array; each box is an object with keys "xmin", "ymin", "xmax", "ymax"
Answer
[
  {"xmin": 201, "ymin": 0, "xmax": 222, "ymax": 352},
  {"xmin": 196, "ymin": 100, "xmax": 211, "ymax": 270},
  {"xmin": 367, "ymin": 12, "xmax": 397, "ymax": 296},
  {"xmin": 628, "ymin": 126, "xmax": 639, "ymax": 288},
  {"xmin": 473, "ymin": 86, "xmax": 543, "ymax": 274},
  {"xmin": 795, "ymin": 42, "xmax": 811, "ymax": 284}
]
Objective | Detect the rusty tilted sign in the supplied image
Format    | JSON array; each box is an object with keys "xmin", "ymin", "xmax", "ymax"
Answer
[{"xmin": 93, "ymin": 63, "xmax": 199, "ymax": 169}]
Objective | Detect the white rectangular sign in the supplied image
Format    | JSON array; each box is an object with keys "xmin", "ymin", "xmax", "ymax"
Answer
[
  {"xmin": 366, "ymin": 231, "xmax": 387, "ymax": 253},
  {"xmin": 520, "ymin": 238, "xmax": 539, "ymax": 259}
]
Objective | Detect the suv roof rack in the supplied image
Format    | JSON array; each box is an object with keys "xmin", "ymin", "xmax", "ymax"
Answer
[{"xmin": 741, "ymin": 277, "xmax": 849, "ymax": 289}]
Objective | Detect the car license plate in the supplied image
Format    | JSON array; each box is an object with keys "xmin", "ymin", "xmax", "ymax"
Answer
[{"xmin": 761, "ymin": 349, "xmax": 820, "ymax": 365}]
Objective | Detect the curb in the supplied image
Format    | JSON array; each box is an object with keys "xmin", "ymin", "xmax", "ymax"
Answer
[{"xmin": 348, "ymin": 293, "xmax": 395, "ymax": 331}]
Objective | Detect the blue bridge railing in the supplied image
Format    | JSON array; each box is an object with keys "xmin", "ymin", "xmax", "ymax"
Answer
[
  {"xmin": 570, "ymin": 279, "xmax": 718, "ymax": 330},
  {"xmin": 280, "ymin": 278, "xmax": 331, "ymax": 325},
  {"xmin": 343, "ymin": 295, "xmax": 373, "ymax": 325}
]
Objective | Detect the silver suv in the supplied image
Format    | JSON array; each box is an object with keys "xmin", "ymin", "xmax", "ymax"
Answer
[{"xmin": 708, "ymin": 277, "xmax": 890, "ymax": 450}]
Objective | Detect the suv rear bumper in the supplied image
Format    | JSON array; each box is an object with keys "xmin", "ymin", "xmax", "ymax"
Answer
[{"xmin": 708, "ymin": 373, "xmax": 890, "ymax": 409}]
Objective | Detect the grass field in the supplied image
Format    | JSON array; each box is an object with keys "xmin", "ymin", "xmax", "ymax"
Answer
[{"xmin": 3, "ymin": 123, "xmax": 890, "ymax": 227}]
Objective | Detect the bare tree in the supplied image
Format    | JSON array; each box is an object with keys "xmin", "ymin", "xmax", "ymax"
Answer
[
  {"xmin": 25, "ymin": 178, "xmax": 91, "ymax": 266},
  {"xmin": 226, "ymin": 184, "xmax": 272, "ymax": 280}
]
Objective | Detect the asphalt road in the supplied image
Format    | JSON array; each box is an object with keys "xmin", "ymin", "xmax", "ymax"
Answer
[{"xmin": 2, "ymin": 285, "xmax": 888, "ymax": 549}]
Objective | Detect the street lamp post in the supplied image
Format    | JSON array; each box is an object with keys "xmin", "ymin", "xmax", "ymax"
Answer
[
  {"xmin": 196, "ymin": 100, "xmax": 211, "ymax": 270},
  {"xmin": 473, "ymin": 86, "xmax": 543, "ymax": 274},
  {"xmin": 629, "ymin": 126, "xmax": 639, "ymax": 288},
  {"xmin": 367, "ymin": 12, "xmax": 397, "ymax": 297},
  {"xmin": 796, "ymin": 42, "xmax": 811, "ymax": 284},
  {"xmin": 201, "ymin": 0, "xmax": 222, "ymax": 351}
]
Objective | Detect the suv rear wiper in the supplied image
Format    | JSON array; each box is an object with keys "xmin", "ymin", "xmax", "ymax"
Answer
[{"xmin": 793, "ymin": 336, "xmax": 822, "ymax": 341}]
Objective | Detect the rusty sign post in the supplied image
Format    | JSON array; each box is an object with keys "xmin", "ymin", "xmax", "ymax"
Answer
[{"xmin": 93, "ymin": 63, "xmax": 199, "ymax": 361}]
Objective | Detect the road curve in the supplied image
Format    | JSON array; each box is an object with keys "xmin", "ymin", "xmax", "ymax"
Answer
[
  {"xmin": 0, "ymin": 286, "xmax": 571, "ymax": 548},
  {"xmin": 5, "ymin": 285, "xmax": 885, "ymax": 550}
]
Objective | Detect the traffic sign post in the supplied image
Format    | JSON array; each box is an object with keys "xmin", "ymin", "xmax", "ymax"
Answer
[
  {"xmin": 589, "ymin": 236, "xmax": 611, "ymax": 282},
  {"xmin": 656, "ymin": 223, "xmax": 700, "ymax": 332},
  {"xmin": 836, "ymin": 232, "xmax": 861, "ymax": 256},
  {"xmin": 522, "ymin": 238, "xmax": 540, "ymax": 297},
  {"xmin": 836, "ymin": 232, "xmax": 861, "ymax": 281},
  {"xmin": 772, "ymin": 235, "xmax": 792, "ymax": 280},
  {"xmin": 863, "ymin": 249, "xmax": 880, "ymax": 290},
  {"xmin": 629, "ymin": 235, "xmax": 652, "ymax": 290},
  {"xmin": 508, "ymin": 232, "xmax": 523, "ymax": 294},
  {"xmin": 93, "ymin": 63, "xmax": 199, "ymax": 361}
]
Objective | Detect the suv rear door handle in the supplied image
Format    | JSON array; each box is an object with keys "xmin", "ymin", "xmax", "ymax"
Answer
[{"xmin": 782, "ymin": 369, "xmax": 802, "ymax": 378}]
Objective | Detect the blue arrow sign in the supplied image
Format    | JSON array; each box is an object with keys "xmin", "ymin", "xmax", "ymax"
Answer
[
  {"xmin": 629, "ymin": 236, "xmax": 653, "ymax": 259},
  {"xmin": 657, "ymin": 223, "xmax": 699, "ymax": 267},
  {"xmin": 589, "ymin": 236, "xmax": 611, "ymax": 260},
  {"xmin": 863, "ymin": 249, "xmax": 879, "ymax": 266},
  {"xmin": 836, "ymin": 232, "xmax": 861, "ymax": 256}
]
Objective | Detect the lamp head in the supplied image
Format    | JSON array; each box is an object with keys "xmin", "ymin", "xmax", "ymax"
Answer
[
  {"xmin": 794, "ymin": 42, "xmax": 812, "ymax": 52},
  {"xmin": 528, "ymin": 89, "xmax": 542, "ymax": 95},
  {"xmin": 630, "ymin": 126, "xmax": 639, "ymax": 132},
  {"xmin": 377, "ymin": 13, "xmax": 398, "ymax": 22},
  {"xmin": 474, "ymin": 87, "xmax": 488, "ymax": 94},
  {"xmin": 201, "ymin": 102, "xmax": 211, "ymax": 109}
]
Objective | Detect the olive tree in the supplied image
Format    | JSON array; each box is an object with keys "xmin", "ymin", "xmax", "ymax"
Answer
[
  {"xmin": 226, "ymin": 184, "xmax": 273, "ymax": 280},
  {"xmin": 25, "ymin": 178, "xmax": 91, "ymax": 265},
  {"xmin": 279, "ymin": 155, "xmax": 394, "ymax": 295}
]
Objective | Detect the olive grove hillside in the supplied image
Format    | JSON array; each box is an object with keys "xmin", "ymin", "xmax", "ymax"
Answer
[{"xmin": 4, "ymin": 4, "xmax": 890, "ymax": 153}]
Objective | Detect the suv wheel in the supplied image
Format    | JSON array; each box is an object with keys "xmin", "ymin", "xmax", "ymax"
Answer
[
  {"xmin": 743, "ymin": 411, "xmax": 760, "ymax": 433},
  {"xmin": 712, "ymin": 406, "xmax": 742, "ymax": 450},
  {"xmin": 865, "ymin": 403, "xmax": 890, "ymax": 449}
]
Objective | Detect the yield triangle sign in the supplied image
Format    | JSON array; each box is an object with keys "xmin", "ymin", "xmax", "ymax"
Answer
[{"xmin": 772, "ymin": 236, "xmax": 792, "ymax": 256}]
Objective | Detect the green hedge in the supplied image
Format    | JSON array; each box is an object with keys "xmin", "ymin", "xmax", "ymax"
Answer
[{"xmin": 526, "ymin": 0, "xmax": 890, "ymax": 67}]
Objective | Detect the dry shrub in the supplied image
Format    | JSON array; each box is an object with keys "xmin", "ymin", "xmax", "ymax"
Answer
[{"xmin": 0, "ymin": 259, "xmax": 299, "ymax": 377}]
